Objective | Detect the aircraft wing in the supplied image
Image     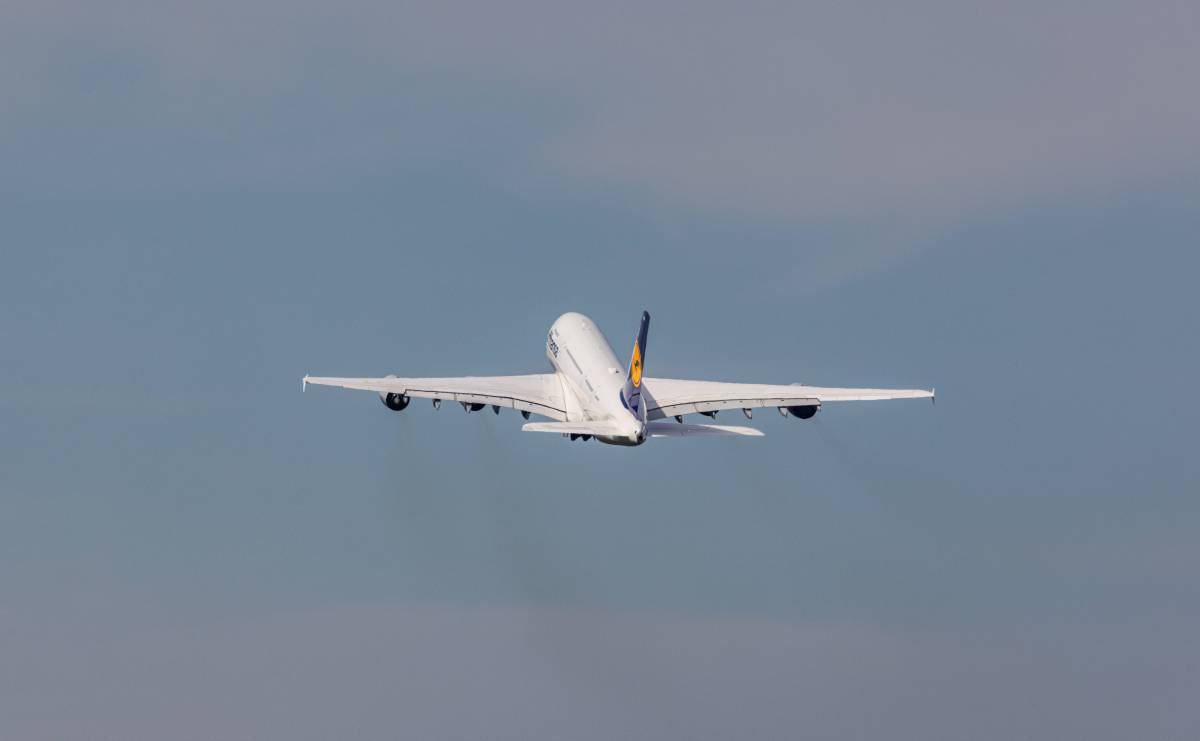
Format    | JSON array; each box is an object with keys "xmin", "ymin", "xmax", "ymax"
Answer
[
  {"xmin": 303, "ymin": 373, "xmax": 568, "ymax": 421},
  {"xmin": 642, "ymin": 377, "xmax": 934, "ymax": 420}
]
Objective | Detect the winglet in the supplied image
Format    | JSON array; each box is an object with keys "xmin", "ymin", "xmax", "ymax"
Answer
[
  {"xmin": 303, "ymin": 375, "xmax": 309, "ymax": 393},
  {"xmin": 931, "ymin": 387, "xmax": 936, "ymax": 405}
]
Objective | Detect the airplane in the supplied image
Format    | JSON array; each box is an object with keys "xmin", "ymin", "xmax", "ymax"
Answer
[{"xmin": 303, "ymin": 311, "xmax": 933, "ymax": 446}]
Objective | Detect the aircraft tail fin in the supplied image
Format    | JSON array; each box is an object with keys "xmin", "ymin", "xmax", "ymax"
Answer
[{"xmin": 620, "ymin": 310, "xmax": 650, "ymax": 415}]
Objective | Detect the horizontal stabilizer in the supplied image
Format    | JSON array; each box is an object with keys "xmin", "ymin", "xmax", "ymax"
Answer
[
  {"xmin": 522, "ymin": 421, "xmax": 626, "ymax": 436},
  {"xmin": 645, "ymin": 421, "xmax": 764, "ymax": 438}
]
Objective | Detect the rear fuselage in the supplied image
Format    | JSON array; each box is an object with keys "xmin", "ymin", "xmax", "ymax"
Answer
[{"xmin": 546, "ymin": 312, "xmax": 644, "ymax": 444}]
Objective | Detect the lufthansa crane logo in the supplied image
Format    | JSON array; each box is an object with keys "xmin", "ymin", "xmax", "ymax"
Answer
[{"xmin": 630, "ymin": 343, "xmax": 642, "ymax": 388}]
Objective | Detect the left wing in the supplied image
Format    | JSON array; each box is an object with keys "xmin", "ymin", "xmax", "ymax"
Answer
[
  {"xmin": 303, "ymin": 374, "xmax": 568, "ymax": 421},
  {"xmin": 642, "ymin": 377, "xmax": 933, "ymax": 420}
]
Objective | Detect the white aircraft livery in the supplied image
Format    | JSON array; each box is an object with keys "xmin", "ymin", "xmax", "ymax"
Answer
[{"xmin": 303, "ymin": 311, "xmax": 933, "ymax": 446}]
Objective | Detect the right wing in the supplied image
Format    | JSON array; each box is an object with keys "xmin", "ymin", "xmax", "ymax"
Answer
[
  {"xmin": 303, "ymin": 373, "xmax": 568, "ymax": 421},
  {"xmin": 642, "ymin": 377, "xmax": 934, "ymax": 420}
]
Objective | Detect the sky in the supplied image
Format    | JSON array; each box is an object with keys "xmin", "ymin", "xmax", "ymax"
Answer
[{"xmin": 2, "ymin": 1, "xmax": 1198, "ymax": 739}]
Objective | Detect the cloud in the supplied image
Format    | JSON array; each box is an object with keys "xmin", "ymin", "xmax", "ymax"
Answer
[
  {"xmin": 529, "ymin": 1, "xmax": 1200, "ymax": 225},
  {"xmin": 5, "ymin": 1, "xmax": 1197, "ymax": 228},
  {"xmin": 4, "ymin": 599, "xmax": 1196, "ymax": 740}
]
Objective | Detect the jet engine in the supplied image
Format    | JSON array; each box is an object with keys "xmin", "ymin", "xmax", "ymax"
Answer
[
  {"xmin": 380, "ymin": 392, "xmax": 410, "ymax": 411},
  {"xmin": 783, "ymin": 404, "xmax": 819, "ymax": 419}
]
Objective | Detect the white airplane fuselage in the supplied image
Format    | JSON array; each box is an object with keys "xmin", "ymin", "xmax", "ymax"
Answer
[{"xmin": 545, "ymin": 312, "xmax": 645, "ymax": 445}]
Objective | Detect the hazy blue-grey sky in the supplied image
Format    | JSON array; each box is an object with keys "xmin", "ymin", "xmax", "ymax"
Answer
[{"xmin": 2, "ymin": 1, "xmax": 1198, "ymax": 739}]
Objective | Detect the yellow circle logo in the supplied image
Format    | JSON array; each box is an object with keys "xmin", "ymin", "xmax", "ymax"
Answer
[{"xmin": 631, "ymin": 343, "xmax": 642, "ymax": 388}]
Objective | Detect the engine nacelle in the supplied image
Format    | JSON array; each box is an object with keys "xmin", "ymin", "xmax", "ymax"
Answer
[
  {"xmin": 380, "ymin": 392, "xmax": 410, "ymax": 411},
  {"xmin": 784, "ymin": 404, "xmax": 819, "ymax": 419}
]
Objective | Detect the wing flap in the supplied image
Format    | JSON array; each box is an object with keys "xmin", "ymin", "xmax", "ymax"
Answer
[{"xmin": 651, "ymin": 396, "xmax": 821, "ymax": 419}]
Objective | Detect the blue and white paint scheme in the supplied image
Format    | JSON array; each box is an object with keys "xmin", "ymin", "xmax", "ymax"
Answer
[
  {"xmin": 304, "ymin": 310, "xmax": 934, "ymax": 446},
  {"xmin": 618, "ymin": 311, "xmax": 650, "ymax": 417}
]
